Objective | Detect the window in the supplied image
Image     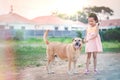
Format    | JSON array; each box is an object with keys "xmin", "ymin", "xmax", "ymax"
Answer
[
  {"xmin": 9, "ymin": 26, "xmax": 14, "ymax": 29},
  {"xmin": 55, "ymin": 26, "xmax": 58, "ymax": 30},
  {"xmin": 64, "ymin": 27, "xmax": 68, "ymax": 31},
  {"xmin": 21, "ymin": 26, "xmax": 25, "ymax": 30},
  {"xmin": 71, "ymin": 27, "xmax": 78, "ymax": 30}
]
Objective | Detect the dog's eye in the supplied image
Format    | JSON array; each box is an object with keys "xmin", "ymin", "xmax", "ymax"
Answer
[
  {"xmin": 75, "ymin": 40, "xmax": 76, "ymax": 41},
  {"xmin": 78, "ymin": 40, "xmax": 81, "ymax": 41}
]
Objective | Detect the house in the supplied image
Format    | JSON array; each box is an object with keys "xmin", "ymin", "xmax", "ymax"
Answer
[
  {"xmin": 0, "ymin": 12, "xmax": 37, "ymax": 39},
  {"xmin": 100, "ymin": 19, "xmax": 120, "ymax": 31},
  {"xmin": 32, "ymin": 15, "xmax": 87, "ymax": 37},
  {"xmin": 0, "ymin": 13, "xmax": 36, "ymax": 30},
  {"xmin": 32, "ymin": 15, "xmax": 86, "ymax": 31},
  {"xmin": 0, "ymin": 10, "xmax": 88, "ymax": 38}
]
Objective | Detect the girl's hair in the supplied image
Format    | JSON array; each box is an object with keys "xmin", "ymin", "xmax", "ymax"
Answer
[{"xmin": 88, "ymin": 13, "xmax": 99, "ymax": 25}]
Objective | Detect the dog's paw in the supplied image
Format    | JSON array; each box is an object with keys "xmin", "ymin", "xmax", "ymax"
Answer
[{"xmin": 67, "ymin": 71, "xmax": 73, "ymax": 75}]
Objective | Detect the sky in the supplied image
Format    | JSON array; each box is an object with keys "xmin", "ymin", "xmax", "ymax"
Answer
[{"xmin": 0, "ymin": 0, "xmax": 120, "ymax": 19}]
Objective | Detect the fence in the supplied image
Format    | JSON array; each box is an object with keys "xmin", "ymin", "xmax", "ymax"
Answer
[{"xmin": 0, "ymin": 30, "xmax": 78, "ymax": 40}]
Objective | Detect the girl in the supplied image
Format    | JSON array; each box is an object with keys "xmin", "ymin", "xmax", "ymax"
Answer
[{"xmin": 84, "ymin": 13, "xmax": 103, "ymax": 74}]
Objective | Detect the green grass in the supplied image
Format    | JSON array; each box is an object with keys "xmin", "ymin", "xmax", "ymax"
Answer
[
  {"xmin": 16, "ymin": 37, "xmax": 72, "ymax": 43},
  {"xmin": 102, "ymin": 41, "xmax": 120, "ymax": 52},
  {"xmin": 13, "ymin": 38, "xmax": 120, "ymax": 68},
  {"xmin": 49, "ymin": 37, "xmax": 72, "ymax": 43},
  {"xmin": 13, "ymin": 44, "xmax": 46, "ymax": 69}
]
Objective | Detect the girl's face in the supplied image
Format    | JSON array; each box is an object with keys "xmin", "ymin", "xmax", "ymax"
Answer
[{"xmin": 88, "ymin": 17, "xmax": 96, "ymax": 27}]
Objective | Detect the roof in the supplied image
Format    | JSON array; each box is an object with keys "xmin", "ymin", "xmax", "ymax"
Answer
[
  {"xmin": 0, "ymin": 13, "xmax": 35, "ymax": 24},
  {"xmin": 32, "ymin": 15, "xmax": 86, "ymax": 27},
  {"xmin": 32, "ymin": 15, "xmax": 65, "ymax": 25},
  {"xmin": 100, "ymin": 19, "xmax": 120, "ymax": 27}
]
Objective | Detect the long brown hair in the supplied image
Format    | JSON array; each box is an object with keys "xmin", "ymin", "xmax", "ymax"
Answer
[{"xmin": 88, "ymin": 13, "xmax": 99, "ymax": 26}]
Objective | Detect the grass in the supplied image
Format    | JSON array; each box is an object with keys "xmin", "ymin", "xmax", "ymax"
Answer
[
  {"xmin": 102, "ymin": 41, "xmax": 120, "ymax": 53},
  {"xmin": 13, "ymin": 43, "xmax": 46, "ymax": 69},
  {"xmin": 16, "ymin": 37, "xmax": 73, "ymax": 44},
  {"xmin": 13, "ymin": 38, "xmax": 120, "ymax": 68}
]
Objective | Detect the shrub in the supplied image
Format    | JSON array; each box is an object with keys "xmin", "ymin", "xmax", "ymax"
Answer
[
  {"xmin": 76, "ymin": 31, "xmax": 82, "ymax": 38},
  {"xmin": 13, "ymin": 30, "xmax": 24, "ymax": 41},
  {"xmin": 103, "ymin": 28, "xmax": 120, "ymax": 41}
]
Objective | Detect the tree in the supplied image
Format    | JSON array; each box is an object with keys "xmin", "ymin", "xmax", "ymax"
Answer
[
  {"xmin": 83, "ymin": 6, "xmax": 114, "ymax": 20},
  {"xmin": 77, "ymin": 11, "xmax": 88, "ymax": 23},
  {"xmin": 52, "ymin": 11, "xmax": 69, "ymax": 20},
  {"xmin": 51, "ymin": 6, "xmax": 114, "ymax": 23}
]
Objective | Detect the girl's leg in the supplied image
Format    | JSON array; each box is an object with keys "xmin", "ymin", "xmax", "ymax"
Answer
[
  {"xmin": 93, "ymin": 52, "xmax": 97, "ymax": 71},
  {"xmin": 86, "ymin": 52, "xmax": 91, "ymax": 71}
]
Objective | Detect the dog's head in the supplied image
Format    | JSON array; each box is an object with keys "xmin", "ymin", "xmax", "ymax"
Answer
[{"xmin": 72, "ymin": 38, "xmax": 82, "ymax": 49}]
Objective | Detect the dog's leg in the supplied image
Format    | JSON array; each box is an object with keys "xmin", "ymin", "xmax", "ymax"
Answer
[
  {"xmin": 47, "ymin": 56, "xmax": 55, "ymax": 74},
  {"xmin": 73, "ymin": 59, "xmax": 78, "ymax": 74},
  {"xmin": 67, "ymin": 60, "xmax": 72, "ymax": 75},
  {"xmin": 46, "ymin": 59, "xmax": 51, "ymax": 74}
]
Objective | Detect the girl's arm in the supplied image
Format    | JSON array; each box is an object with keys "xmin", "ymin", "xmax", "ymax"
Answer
[
  {"xmin": 83, "ymin": 27, "xmax": 88, "ymax": 43},
  {"xmin": 88, "ymin": 26, "xmax": 99, "ymax": 41}
]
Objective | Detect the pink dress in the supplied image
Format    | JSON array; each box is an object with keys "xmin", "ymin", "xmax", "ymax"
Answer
[{"xmin": 85, "ymin": 26, "xmax": 103, "ymax": 53}]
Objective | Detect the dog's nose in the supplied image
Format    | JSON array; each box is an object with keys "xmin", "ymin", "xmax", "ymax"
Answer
[{"xmin": 75, "ymin": 42, "xmax": 79, "ymax": 45}]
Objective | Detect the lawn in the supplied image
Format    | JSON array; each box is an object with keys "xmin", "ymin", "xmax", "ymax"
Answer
[
  {"xmin": 13, "ymin": 37, "xmax": 120, "ymax": 68},
  {"xmin": 15, "ymin": 37, "xmax": 120, "ymax": 53}
]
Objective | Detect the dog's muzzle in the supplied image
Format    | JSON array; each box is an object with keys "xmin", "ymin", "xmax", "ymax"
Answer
[{"xmin": 74, "ymin": 42, "xmax": 81, "ymax": 49}]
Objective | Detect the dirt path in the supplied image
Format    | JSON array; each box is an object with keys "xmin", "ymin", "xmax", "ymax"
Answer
[{"xmin": 19, "ymin": 53, "xmax": 120, "ymax": 80}]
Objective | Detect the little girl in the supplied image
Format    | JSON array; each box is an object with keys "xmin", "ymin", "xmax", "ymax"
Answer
[{"xmin": 84, "ymin": 13, "xmax": 103, "ymax": 74}]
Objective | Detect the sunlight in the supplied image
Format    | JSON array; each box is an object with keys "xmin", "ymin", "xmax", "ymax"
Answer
[{"xmin": 53, "ymin": 0, "xmax": 88, "ymax": 15}]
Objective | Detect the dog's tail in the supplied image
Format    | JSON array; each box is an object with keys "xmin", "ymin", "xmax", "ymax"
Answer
[{"xmin": 43, "ymin": 30, "xmax": 49, "ymax": 45}]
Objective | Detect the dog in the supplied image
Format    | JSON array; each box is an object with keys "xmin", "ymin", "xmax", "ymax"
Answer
[{"xmin": 43, "ymin": 30, "xmax": 82, "ymax": 74}]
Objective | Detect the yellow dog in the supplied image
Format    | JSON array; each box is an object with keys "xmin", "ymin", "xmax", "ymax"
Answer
[{"xmin": 43, "ymin": 30, "xmax": 82, "ymax": 74}]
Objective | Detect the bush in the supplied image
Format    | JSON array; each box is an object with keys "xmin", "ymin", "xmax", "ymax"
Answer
[
  {"xmin": 76, "ymin": 31, "xmax": 82, "ymax": 38},
  {"xmin": 102, "ymin": 28, "xmax": 120, "ymax": 41},
  {"xmin": 13, "ymin": 30, "xmax": 24, "ymax": 41}
]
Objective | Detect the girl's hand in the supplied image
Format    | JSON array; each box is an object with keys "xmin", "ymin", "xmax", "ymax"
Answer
[
  {"xmin": 83, "ymin": 39, "xmax": 88, "ymax": 43},
  {"xmin": 85, "ymin": 40, "xmax": 88, "ymax": 43}
]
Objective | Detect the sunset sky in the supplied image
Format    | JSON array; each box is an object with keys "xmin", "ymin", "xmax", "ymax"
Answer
[{"xmin": 0, "ymin": 0, "xmax": 120, "ymax": 19}]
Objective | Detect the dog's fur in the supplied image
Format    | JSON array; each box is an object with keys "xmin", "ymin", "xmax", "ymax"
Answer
[{"xmin": 43, "ymin": 30, "xmax": 82, "ymax": 74}]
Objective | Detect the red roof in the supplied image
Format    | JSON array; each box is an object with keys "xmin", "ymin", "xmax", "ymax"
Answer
[
  {"xmin": 0, "ymin": 13, "xmax": 34, "ymax": 24},
  {"xmin": 100, "ymin": 19, "xmax": 120, "ymax": 27},
  {"xmin": 32, "ymin": 15, "xmax": 65, "ymax": 25},
  {"xmin": 32, "ymin": 15, "xmax": 86, "ymax": 26}
]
